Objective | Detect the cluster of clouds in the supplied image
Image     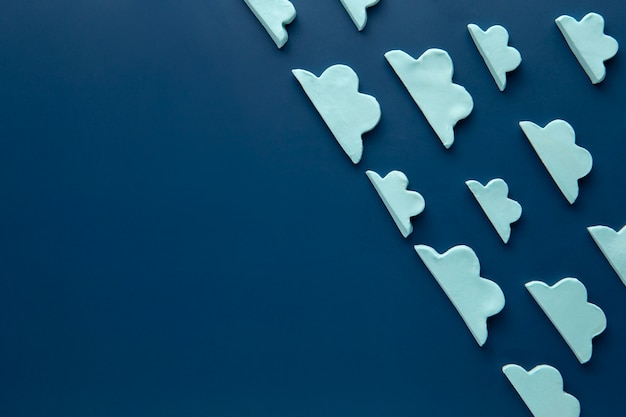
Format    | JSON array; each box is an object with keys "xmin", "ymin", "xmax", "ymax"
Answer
[
  {"xmin": 245, "ymin": 4, "xmax": 624, "ymax": 417},
  {"xmin": 244, "ymin": 0, "xmax": 379, "ymax": 48}
]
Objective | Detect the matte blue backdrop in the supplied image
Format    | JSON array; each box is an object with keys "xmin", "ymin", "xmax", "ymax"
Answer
[{"xmin": 0, "ymin": 1, "xmax": 625, "ymax": 416}]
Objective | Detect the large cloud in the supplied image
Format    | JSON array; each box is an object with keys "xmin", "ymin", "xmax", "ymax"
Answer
[
  {"xmin": 466, "ymin": 178, "xmax": 522, "ymax": 244},
  {"xmin": 503, "ymin": 364, "xmax": 580, "ymax": 417},
  {"xmin": 526, "ymin": 278, "xmax": 606, "ymax": 364},
  {"xmin": 244, "ymin": 0, "xmax": 296, "ymax": 49},
  {"xmin": 339, "ymin": 0, "xmax": 380, "ymax": 31},
  {"xmin": 385, "ymin": 49, "xmax": 473, "ymax": 149},
  {"xmin": 467, "ymin": 24, "xmax": 522, "ymax": 91},
  {"xmin": 366, "ymin": 170, "xmax": 425, "ymax": 238},
  {"xmin": 293, "ymin": 64, "xmax": 381, "ymax": 164},
  {"xmin": 556, "ymin": 12, "xmax": 619, "ymax": 84},
  {"xmin": 414, "ymin": 245, "xmax": 505, "ymax": 346},
  {"xmin": 519, "ymin": 119, "xmax": 592, "ymax": 204}
]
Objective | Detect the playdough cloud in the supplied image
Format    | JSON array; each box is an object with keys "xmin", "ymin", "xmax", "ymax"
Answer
[
  {"xmin": 467, "ymin": 24, "xmax": 522, "ymax": 91},
  {"xmin": 588, "ymin": 225, "xmax": 626, "ymax": 286},
  {"xmin": 466, "ymin": 178, "xmax": 522, "ymax": 244},
  {"xmin": 366, "ymin": 170, "xmax": 425, "ymax": 238},
  {"xmin": 340, "ymin": 0, "xmax": 380, "ymax": 31},
  {"xmin": 526, "ymin": 278, "xmax": 606, "ymax": 364},
  {"xmin": 414, "ymin": 245, "xmax": 505, "ymax": 346},
  {"xmin": 556, "ymin": 12, "xmax": 619, "ymax": 84},
  {"xmin": 244, "ymin": 0, "xmax": 296, "ymax": 49},
  {"xmin": 385, "ymin": 49, "xmax": 473, "ymax": 149},
  {"xmin": 503, "ymin": 364, "xmax": 580, "ymax": 417},
  {"xmin": 519, "ymin": 120, "xmax": 592, "ymax": 204},
  {"xmin": 293, "ymin": 64, "xmax": 381, "ymax": 164}
]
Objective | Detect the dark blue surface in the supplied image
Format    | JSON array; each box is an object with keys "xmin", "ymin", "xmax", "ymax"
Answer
[{"xmin": 0, "ymin": 1, "xmax": 626, "ymax": 416}]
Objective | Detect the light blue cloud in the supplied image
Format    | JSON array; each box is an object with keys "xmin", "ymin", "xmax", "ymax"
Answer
[
  {"xmin": 366, "ymin": 170, "xmax": 425, "ymax": 238},
  {"xmin": 556, "ymin": 12, "xmax": 619, "ymax": 84},
  {"xmin": 526, "ymin": 278, "xmax": 606, "ymax": 364},
  {"xmin": 293, "ymin": 64, "xmax": 381, "ymax": 164},
  {"xmin": 340, "ymin": 0, "xmax": 380, "ymax": 31},
  {"xmin": 414, "ymin": 245, "xmax": 505, "ymax": 346},
  {"xmin": 588, "ymin": 224, "xmax": 626, "ymax": 287},
  {"xmin": 244, "ymin": 0, "xmax": 296, "ymax": 49},
  {"xmin": 519, "ymin": 119, "xmax": 592, "ymax": 204},
  {"xmin": 466, "ymin": 178, "xmax": 522, "ymax": 244},
  {"xmin": 467, "ymin": 24, "xmax": 522, "ymax": 91},
  {"xmin": 503, "ymin": 364, "xmax": 580, "ymax": 417},
  {"xmin": 385, "ymin": 49, "xmax": 473, "ymax": 149}
]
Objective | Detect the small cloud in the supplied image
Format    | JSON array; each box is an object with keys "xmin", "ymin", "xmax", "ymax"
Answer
[
  {"xmin": 385, "ymin": 49, "xmax": 473, "ymax": 149},
  {"xmin": 339, "ymin": 0, "xmax": 380, "ymax": 31},
  {"xmin": 244, "ymin": 0, "xmax": 296, "ymax": 49},
  {"xmin": 366, "ymin": 170, "xmax": 425, "ymax": 238},
  {"xmin": 519, "ymin": 119, "xmax": 592, "ymax": 204},
  {"xmin": 503, "ymin": 364, "xmax": 580, "ymax": 417},
  {"xmin": 588, "ymin": 225, "xmax": 626, "ymax": 286},
  {"xmin": 556, "ymin": 12, "xmax": 619, "ymax": 84},
  {"xmin": 467, "ymin": 24, "xmax": 522, "ymax": 91},
  {"xmin": 526, "ymin": 278, "xmax": 606, "ymax": 364},
  {"xmin": 414, "ymin": 245, "xmax": 505, "ymax": 346},
  {"xmin": 466, "ymin": 178, "xmax": 522, "ymax": 244},
  {"xmin": 293, "ymin": 65, "xmax": 381, "ymax": 164}
]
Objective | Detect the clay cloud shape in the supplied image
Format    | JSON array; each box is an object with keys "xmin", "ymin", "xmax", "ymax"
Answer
[
  {"xmin": 466, "ymin": 178, "xmax": 522, "ymax": 244},
  {"xmin": 467, "ymin": 24, "xmax": 522, "ymax": 91},
  {"xmin": 385, "ymin": 49, "xmax": 473, "ymax": 149},
  {"xmin": 519, "ymin": 119, "xmax": 592, "ymax": 204},
  {"xmin": 414, "ymin": 245, "xmax": 505, "ymax": 346},
  {"xmin": 340, "ymin": 0, "xmax": 380, "ymax": 31},
  {"xmin": 556, "ymin": 12, "xmax": 619, "ymax": 84},
  {"xmin": 588, "ymin": 225, "xmax": 626, "ymax": 286},
  {"xmin": 293, "ymin": 64, "xmax": 381, "ymax": 164},
  {"xmin": 526, "ymin": 278, "xmax": 606, "ymax": 364},
  {"xmin": 366, "ymin": 170, "xmax": 425, "ymax": 238},
  {"xmin": 244, "ymin": 0, "xmax": 296, "ymax": 49},
  {"xmin": 503, "ymin": 364, "xmax": 580, "ymax": 417}
]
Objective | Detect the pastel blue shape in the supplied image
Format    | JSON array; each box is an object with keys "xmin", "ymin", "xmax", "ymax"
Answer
[
  {"xmin": 468, "ymin": 23, "xmax": 522, "ymax": 91},
  {"xmin": 503, "ymin": 364, "xmax": 580, "ymax": 417},
  {"xmin": 556, "ymin": 12, "xmax": 619, "ymax": 84},
  {"xmin": 293, "ymin": 65, "xmax": 381, "ymax": 164},
  {"xmin": 339, "ymin": 0, "xmax": 380, "ymax": 31},
  {"xmin": 466, "ymin": 178, "xmax": 522, "ymax": 244},
  {"xmin": 385, "ymin": 49, "xmax": 473, "ymax": 149},
  {"xmin": 366, "ymin": 170, "xmax": 425, "ymax": 238},
  {"xmin": 519, "ymin": 120, "xmax": 592, "ymax": 204},
  {"xmin": 244, "ymin": 0, "xmax": 296, "ymax": 49},
  {"xmin": 526, "ymin": 278, "xmax": 606, "ymax": 364},
  {"xmin": 414, "ymin": 245, "xmax": 505, "ymax": 346},
  {"xmin": 588, "ymin": 225, "xmax": 626, "ymax": 286}
]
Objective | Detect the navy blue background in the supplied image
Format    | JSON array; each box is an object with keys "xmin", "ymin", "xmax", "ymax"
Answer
[{"xmin": 0, "ymin": 1, "xmax": 625, "ymax": 416}]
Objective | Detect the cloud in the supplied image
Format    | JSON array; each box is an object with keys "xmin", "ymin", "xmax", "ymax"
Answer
[
  {"xmin": 414, "ymin": 245, "xmax": 505, "ymax": 346},
  {"xmin": 466, "ymin": 178, "xmax": 522, "ymax": 244},
  {"xmin": 503, "ymin": 364, "xmax": 580, "ymax": 417},
  {"xmin": 244, "ymin": 0, "xmax": 296, "ymax": 49},
  {"xmin": 519, "ymin": 120, "xmax": 592, "ymax": 204},
  {"xmin": 293, "ymin": 65, "xmax": 381, "ymax": 164},
  {"xmin": 526, "ymin": 278, "xmax": 606, "ymax": 364},
  {"xmin": 588, "ymin": 225, "xmax": 626, "ymax": 286},
  {"xmin": 366, "ymin": 170, "xmax": 425, "ymax": 238},
  {"xmin": 339, "ymin": 0, "xmax": 380, "ymax": 31},
  {"xmin": 467, "ymin": 24, "xmax": 522, "ymax": 91},
  {"xmin": 556, "ymin": 12, "xmax": 619, "ymax": 84},
  {"xmin": 385, "ymin": 49, "xmax": 473, "ymax": 149}
]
